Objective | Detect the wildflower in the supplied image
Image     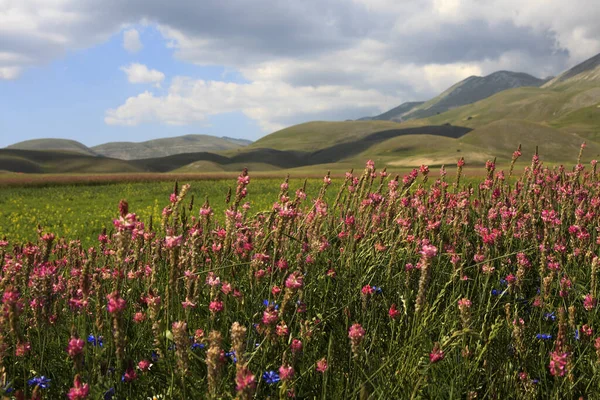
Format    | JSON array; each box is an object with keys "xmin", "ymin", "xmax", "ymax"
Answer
[
  {"xmin": 87, "ymin": 334, "xmax": 103, "ymax": 347},
  {"xmin": 15, "ymin": 341, "xmax": 31, "ymax": 357},
  {"xmin": 291, "ymin": 339, "xmax": 303, "ymax": 353},
  {"xmin": 67, "ymin": 375, "xmax": 89, "ymax": 400},
  {"xmin": 429, "ymin": 343, "xmax": 444, "ymax": 363},
  {"xmin": 549, "ymin": 351, "xmax": 568, "ymax": 377},
  {"xmin": 122, "ymin": 366, "xmax": 138, "ymax": 383},
  {"xmin": 316, "ymin": 357, "xmax": 328, "ymax": 373},
  {"xmin": 388, "ymin": 304, "xmax": 400, "ymax": 319},
  {"xmin": 262, "ymin": 370, "xmax": 280, "ymax": 385},
  {"xmin": 235, "ymin": 366, "xmax": 256, "ymax": 393},
  {"xmin": 420, "ymin": 244, "xmax": 438, "ymax": 260},
  {"xmin": 27, "ymin": 376, "xmax": 50, "ymax": 389},
  {"xmin": 279, "ymin": 364, "xmax": 294, "ymax": 381},
  {"xmin": 285, "ymin": 272, "xmax": 304, "ymax": 290},
  {"xmin": 138, "ymin": 359, "xmax": 152, "ymax": 372},
  {"xmin": 67, "ymin": 337, "xmax": 85, "ymax": 357},
  {"xmin": 348, "ymin": 323, "xmax": 365, "ymax": 355},
  {"xmin": 209, "ymin": 300, "xmax": 224, "ymax": 314},
  {"xmin": 106, "ymin": 292, "xmax": 126, "ymax": 313},
  {"xmin": 584, "ymin": 294, "xmax": 597, "ymax": 311},
  {"xmin": 544, "ymin": 312, "xmax": 556, "ymax": 322},
  {"xmin": 536, "ymin": 333, "xmax": 552, "ymax": 340}
]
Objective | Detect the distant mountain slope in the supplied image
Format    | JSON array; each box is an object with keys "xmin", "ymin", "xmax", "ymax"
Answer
[
  {"xmin": 359, "ymin": 101, "xmax": 425, "ymax": 121},
  {"xmin": 6, "ymin": 139, "xmax": 98, "ymax": 156},
  {"xmin": 401, "ymin": 71, "xmax": 547, "ymax": 120},
  {"xmin": 543, "ymin": 53, "xmax": 600, "ymax": 88},
  {"xmin": 91, "ymin": 134, "xmax": 251, "ymax": 160},
  {"xmin": 420, "ymin": 54, "xmax": 600, "ymax": 141}
]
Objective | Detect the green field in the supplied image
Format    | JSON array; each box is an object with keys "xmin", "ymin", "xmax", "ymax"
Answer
[{"xmin": 0, "ymin": 178, "xmax": 335, "ymax": 247}]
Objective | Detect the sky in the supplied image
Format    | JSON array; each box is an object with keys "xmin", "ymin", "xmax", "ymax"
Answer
[{"xmin": 1, "ymin": 0, "xmax": 600, "ymax": 148}]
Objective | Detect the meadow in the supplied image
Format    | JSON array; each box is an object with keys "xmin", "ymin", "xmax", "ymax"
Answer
[
  {"xmin": 0, "ymin": 178, "xmax": 333, "ymax": 248},
  {"xmin": 1, "ymin": 148, "xmax": 600, "ymax": 399}
]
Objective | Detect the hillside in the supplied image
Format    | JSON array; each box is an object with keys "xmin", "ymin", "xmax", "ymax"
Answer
[
  {"xmin": 543, "ymin": 53, "xmax": 600, "ymax": 88},
  {"xmin": 91, "ymin": 134, "xmax": 251, "ymax": 160},
  {"xmin": 400, "ymin": 71, "xmax": 547, "ymax": 121},
  {"xmin": 359, "ymin": 101, "xmax": 425, "ymax": 121},
  {"xmin": 6, "ymin": 139, "xmax": 97, "ymax": 156}
]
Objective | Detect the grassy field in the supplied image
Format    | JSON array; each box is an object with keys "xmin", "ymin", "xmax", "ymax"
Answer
[
  {"xmin": 2, "ymin": 153, "xmax": 600, "ymax": 398},
  {"xmin": 0, "ymin": 177, "xmax": 336, "ymax": 247}
]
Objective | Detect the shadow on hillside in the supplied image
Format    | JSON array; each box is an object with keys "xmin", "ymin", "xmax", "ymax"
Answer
[{"xmin": 1, "ymin": 124, "xmax": 472, "ymax": 173}]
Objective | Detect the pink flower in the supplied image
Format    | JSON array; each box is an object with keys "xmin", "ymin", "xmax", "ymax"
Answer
[
  {"xmin": 164, "ymin": 235, "xmax": 183, "ymax": 249},
  {"xmin": 285, "ymin": 272, "xmax": 304, "ymax": 290},
  {"xmin": 584, "ymin": 294, "xmax": 597, "ymax": 311},
  {"xmin": 15, "ymin": 341, "xmax": 31, "ymax": 357},
  {"xmin": 316, "ymin": 357, "xmax": 328, "ymax": 373},
  {"xmin": 122, "ymin": 365, "xmax": 138, "ymax": 382},
  {"xmin": 235, "ymin": 366, "xmax": 256, "ymax": 392},
  {"xmin": 106, "ymin": 292, "xmax": 126, "ymax": 314},
  {"xmin": 457, "ymin": 298, "xmax": 472, "ymax": 310},
  {"xmin": 209, "ymin": 300, "xmax": 224, "ymax": 314},
  {"xmin": 291, "ymin": 339, "xmax": 303, "ymax": 353},
  {"xmin": 262, "ymin": 307, "xmax": 278, "ymax": 325},
  {"xmin": 549, "ymin": 351, "xmax": 568, "ymax": 377},
  {"xmin": 67, "ymin": 337, "xmax": 85, "ymax": 358},
  {"xmin": 388, "ymin": 304, "xmax": 400, "ymax": 319},
  {"xmin": 420, "ymin": 244, "xmax": 438, "ymax": 260},
  {"xmin": 279, "ymin": 364, "xmax": 295, "ymax": 381},
  {"xmin": 138, "ymin": 359, "xmax": 152, "ymax": 372},
  {"xmin": 271, "ymin": 286, "xmax": 282, "ymax": 296},
  {"xmin": 429, "ymin": 343, "xmax": 444, "ymax": 363},
  {"xmin": 348, "ymin": 323, "xmax": 365, "ymax": 341},
  {"xmin": 361, "ymin": 285, "xmax": 374, "ymax": 296},
  {"xmin": 67, "ymin": 375, "xmax": 90, "ymax": 400}
]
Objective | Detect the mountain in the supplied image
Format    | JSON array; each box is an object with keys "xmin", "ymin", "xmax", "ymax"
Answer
[
  {"xmin": 6, "ymin": 139, "xmax": 98, "ymax": 156},
  {"xmin": 91, "ymin": 135, "xmax": 251, "ymax": 160},
  {"xmin": 359, "ymin": 102, "xmax": 425, "ymax": 121},
  {"xmin": 543, "ymin": 53, "xmax": 600, "ymax": 88},
  {"xmin": 369, "ymin": 71, "xmax": 547, "ymax": 124}
]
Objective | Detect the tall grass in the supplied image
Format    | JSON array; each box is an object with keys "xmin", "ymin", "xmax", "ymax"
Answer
[{"xmin": 1, "ymin": 146, "xmax": 600, "ymax": 399}]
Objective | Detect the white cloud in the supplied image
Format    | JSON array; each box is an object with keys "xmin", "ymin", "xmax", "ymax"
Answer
[
  {"xmin": 0, "ymin": 66, "xmax": 21, "ymax": 80},
  {"xmin": 120, "ymin": 63, "xmax": 165, "ymax": 86},
  {"xmin": 105, "ymin": 77, "xmax": 399, "ymax": 132},
  {"xmin": 123, "ymin": 28, "xmax": 143, "ymax": 53},
  {"xmin": 3, "ymin": 0, "xmax": 600, "ymax": 133}
]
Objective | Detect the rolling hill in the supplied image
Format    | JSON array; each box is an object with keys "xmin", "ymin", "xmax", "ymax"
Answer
[
  {"xmin": 91, "ymin": 135, "xmax": 251, "ymax": 160},
  {"xmin": 4, "ymin": 52, "xmax": 600, "ymax": 175},
  {"xmin": 6, "ymin": 139, "xmax": 98, "ymax": 156}
]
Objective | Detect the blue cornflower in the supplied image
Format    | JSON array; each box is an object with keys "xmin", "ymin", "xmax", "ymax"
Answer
[
  {"xmin": 225, "ymin": 350, "xmax": 238, "ymax": 363},
  {"xmin": 372, "ymin": 286, "xmax": 383, "ymax": 294},
  {"xmin": 262, "ymin": 370, "xmax": 281, "ymax": 385},
  {"xmin": 151, "ymin": 351, "xmax": 160, "ymax": 362},
  {"xmin": 544, "ymin": 312, "xmax": 556, "ymax": 322},
  {"xmin": 500, "ymin": 279, "xmax": 507, "ymax": 286},
  {"xmin": 536, "ymin": 333, "xmax": 552, "ymax": 340},
  {"xmin": 103, "ymin": 387, "xmax": 116, "ymax": 400},
  {"xmin": 532, "ymin": 379, "xmax": 540, "ymax": 384},
  {"xmin": 575, "ymin": 329, "xmax": 580, "ymax": 341},
  {"xmin": 28, "ymin": 376, "xmax": 51, "ymax": 389},
  {"xmin": 262, "ymin": 299, "xmax": 279, "ymax": 310},
  {"xmin": 87, "ymin": 334, "xmax": 104, "ymax": 347},
  {"xmin": 491, "ymin": 289, "xmax": 499, "ymax": 296},
  {"xmin": 192, "ymin": 343, "xmax": 205, "ymax": 350}
]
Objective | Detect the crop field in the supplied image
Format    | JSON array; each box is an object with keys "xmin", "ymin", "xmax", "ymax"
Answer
[{"xmin": 1, "ymin": 149, "xmax": 600, "ymax": 398}]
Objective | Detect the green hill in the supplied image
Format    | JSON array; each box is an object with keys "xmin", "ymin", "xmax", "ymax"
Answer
[
  {"xmin": 91, "ymin": 134, "xmax": 251, "ymax": 160},
  {"xmin": 6, "ymin": 139, "xmax": 98, "ymax": 156}
]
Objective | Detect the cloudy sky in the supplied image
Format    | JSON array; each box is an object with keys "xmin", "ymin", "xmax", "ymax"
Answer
[{"xmin": 1, "ymin": 0, "xmax": 599, "ymax": 147}]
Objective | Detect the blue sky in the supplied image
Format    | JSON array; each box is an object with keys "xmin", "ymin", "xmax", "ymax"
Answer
[
  {"xmin": 1, "ymin": 0, "xmax": 599, "ymax": 149},
  {"xmin": 0, "ymin": 25, "xmax": 263, "ymax": 147}
]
